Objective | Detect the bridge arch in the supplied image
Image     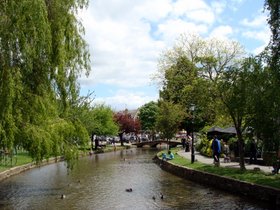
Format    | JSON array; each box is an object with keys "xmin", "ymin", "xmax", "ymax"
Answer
[{"xmin": 132, "ymin": 140, "xmax": 182, "ymax": 148}]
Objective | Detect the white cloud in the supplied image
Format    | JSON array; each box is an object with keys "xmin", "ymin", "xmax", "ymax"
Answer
[
  {"xmin": 211, "ymin": 1, "xmax": 226, "ymax": 15},
  {"xmin": 174, "ymin": 0, "xmax": 209, "ymax": 12},
  {"xmin": 156, "ymin": 19, "xmax": 208, "ymax": 44},
  {"xmin": 227, "ymin": 0, "xmax": 246, "ymax": 12},
  {"xmin": 186, "ymin": 9, "xmax": 215, "ymax": 24},
  {"xmin": 241, "ymin": 14, "xmax": 267, "ymax": 28},
  {"xmin": 94, "ymin": 89, "xmax": 158, "ymax": 111},
  {"xmin": 239, "ymin": 11, "xmax": 270, "ymax": 55},
  {"xmin": 76, "ymin": 0, "xmax": 267, "ymax": 110},
  {"xmin": 209, "ymin": 25, "xmax": 233, "ymax": 39},
  {"xmin": 173, "ymin": 0, "xmax": 215, "ymax": 24},
  {"xmin": 242, "ymin": 29, "xmax": 270, "ymax": 43},
  {"xmin": 253, "ymin": 43, "xmax": 267, "ymax": 55},
  {"xmin": 133, "ymin": 0, "xmax": 172, "ymax": 22},
  {"xmin": 79, "ymin": 2, "xmax": 165, "ymax": 89}
]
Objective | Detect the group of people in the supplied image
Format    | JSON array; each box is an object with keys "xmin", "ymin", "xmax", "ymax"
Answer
[
  {"xmin": 212, "ymin": 136, "xmax": 239, "ymax": 165},
  {"xmin": 181, "ymin": 138, "xmax": 191, "ymax": 152},
  {"xmin": 211, "ymin": 136, "xmax": 221, "ymax": 166},
  {"xmin": 211, "ymin": 135, "xmax": 259, "ymax": 166},
  {"xmin": 211, "ymin": 136, "xmax": 232, "ymax": 165}
]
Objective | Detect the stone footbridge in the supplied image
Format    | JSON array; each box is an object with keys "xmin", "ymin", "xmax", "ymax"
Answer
[{"xmin": 132, "ymin": 140, "xmax": 182, "ymax": 148}]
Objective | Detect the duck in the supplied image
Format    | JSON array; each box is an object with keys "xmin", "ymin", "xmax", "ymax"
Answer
[
  {"xmin": 125, "ymin": 188, "xmax": 132, "ymax": 192},
  {"xmin": 61, "ymin": 194, "xmax": 66, "ymax": 199},
  {"xmin": 160, "ymin": 193, "xmax": 163, "ymax": 200},
  {"xmin": 152, "ymin": 196, "xmax": 156, "ymax": 200}
]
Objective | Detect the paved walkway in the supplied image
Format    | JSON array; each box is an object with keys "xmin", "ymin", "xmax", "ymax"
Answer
[{"xmin": 177, "ymin": 150, "xmax": 274, "ymax": 173}]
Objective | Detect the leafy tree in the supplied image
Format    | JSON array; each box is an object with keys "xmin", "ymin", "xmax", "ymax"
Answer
[
  {"xmin": 265, "ymin": 0, "xmax": 280, "ymax": 72},
  {"xmin": 257, "ymin": 0, "xmax": 280, "ymax": 154},
  {"xmin": 244, "ymin": 57, "xmax": 278, "ymax": 152},
  {"xmin": 217, "ymin": 58, "xmax": 258, "ymax": 170},
  {"xmin": 156, "ymin": 101, "xmax": 186, "ymax": 142},
  {"xmin": 155, "ymin": 34, "xmax": 244, "ymax": 123},
  {"xmin": 0, "ymin": 0, "xmax": 90, "ymax": 166},
  {"xmin": 159, "ymin": 55, "xmax": 214, "ymax": 131},
  {"xmin": 154, "ymin": 33, "xmax": 250, "ymax": 169},
  {"xmin": 138, "ymin": 101, "xmax": 159, "ymax": 139},
  {"xmin": 114, "ymin": 109, "xmax": 141, "ymax": 146},
  {"xmin": 89, "ymin": 104, "xmax": 119, "ymax": 136}
]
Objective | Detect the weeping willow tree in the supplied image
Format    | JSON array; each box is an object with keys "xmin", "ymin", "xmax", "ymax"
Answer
[{"xmin": 0, "ymin": 0, "xmax": 91, "ymax": 167}]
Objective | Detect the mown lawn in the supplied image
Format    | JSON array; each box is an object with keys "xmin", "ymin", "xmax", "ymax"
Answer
[
  {"xmin": 0, "ymin": 145, "xmax": 132, "ymax": 173},
  {"xmin": 0, "ymin": 151, "xmax": 33, "ymax": 172},
  {"xmin": 159, "ymin": 149, "xmax": 280, "ymax": 189}
]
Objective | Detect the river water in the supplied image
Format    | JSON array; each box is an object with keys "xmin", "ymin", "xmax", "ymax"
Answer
[{"xmin": 0, "ymin": 148, "xmax": 271, "ymax": 210}]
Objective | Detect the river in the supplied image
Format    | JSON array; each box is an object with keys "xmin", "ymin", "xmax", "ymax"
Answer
[{"xmin": 0, "ymin": 148, "xmax": 270, "ymax": 210}]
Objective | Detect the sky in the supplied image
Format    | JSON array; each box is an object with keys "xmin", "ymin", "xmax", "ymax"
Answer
[{"xmin": 78, "ymin": 0, "xmax": 270, "ymax": 111}]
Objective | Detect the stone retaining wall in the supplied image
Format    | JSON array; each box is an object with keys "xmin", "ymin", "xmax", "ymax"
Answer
[
  {"xmin": 154, "ymin": 156, "xmax": 280, "ymax": 207},
  {"xmin": 0, "ymin": 157, "xmax": 64, "ymax": 182}
]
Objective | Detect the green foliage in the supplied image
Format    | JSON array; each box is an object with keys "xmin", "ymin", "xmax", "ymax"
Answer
[
  {"xmin": 0, "ymin": 0, "xmax": 91, "ymax": 167},
  {"xmin": 258, "ymin": 1, "xmax": 280, "ymax": 153},
  {"xmin": 90, "ymin": 104, "xmax": 119, "ymax": 136},
  {"xmin": 138, "ymin": 101, "xmax": 159, "ymax": 131},
  {"xmin": 156, "ymin": 100, "xmax": 186, "ymax": 140},
  {"xmin": 156, "ymin": 34, "xmax": 245, "ymax": 134},
  {"xmin": 196, "ymin": 134, "xmax": 213, "ymax": 157},
  {"xmin": 264, "ymin": 0, "xmax": 280, "ymax": 72},
  {"xmin": 63, "ymin": 144, "xmax": 79, "ymax": 170}
]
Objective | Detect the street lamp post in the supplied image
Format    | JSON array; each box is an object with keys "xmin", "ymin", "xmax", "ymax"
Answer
[{"xmin": 190, "ymin": 104, "xmax": 195, "ymax": 164}]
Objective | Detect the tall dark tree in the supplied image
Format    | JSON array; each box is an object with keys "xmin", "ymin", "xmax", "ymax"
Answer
[
  {"xmin": 217, "ymin": 58, "xmax": 258, "ymax": 170},
  {"xmin": 265, "ymin": 0, "xmax": 280, "ymax": 73},
  {"xmin": 250, "ymin": 0, "xmax": 280, "ymax": 155}
]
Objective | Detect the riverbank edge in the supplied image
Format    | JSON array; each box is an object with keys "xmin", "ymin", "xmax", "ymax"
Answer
[
  {"xmin": 154, "ymin": 155, "xmax": 280, "ymax": 207},
  {"xmin": 0, "ymin": 156, "xmax": 65, "ymax": 182},
  {"xmin": 0, "ymin": 145, "xmax": 132, "ymax": 182}
]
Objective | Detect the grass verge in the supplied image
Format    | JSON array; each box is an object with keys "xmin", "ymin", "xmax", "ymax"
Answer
[
  {"xmin": 158, "ymin": 148, "xmax": 280, "ymax": 189},
  {"xmin": 0, "ymin": 145, "xmax": 132, "ymax": 173},
  {"xmin": 0, "ymin": 151, "xmax": 32, "ymax": 173}
]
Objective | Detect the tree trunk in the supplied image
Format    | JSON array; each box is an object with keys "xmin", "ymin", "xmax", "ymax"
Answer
[
  {"xmin": 119, "ymin": 132, "xmax": 124, "ymax": 146},
  {"xmin": 236, "ymin": 128, "xmax": 246, "ymax": 170},
  {"xmin": 91, "ymin": 132, "xmax": 94, "ymax": 151}
]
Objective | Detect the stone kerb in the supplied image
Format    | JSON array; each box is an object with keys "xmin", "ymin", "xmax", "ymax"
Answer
[
  {"xmin": 0, "ymin": 156, "xmax": 64, "ymax": 182},
  {"xmin": 154, "ymin": 155, "xmax": 280, "ymax": 207}
]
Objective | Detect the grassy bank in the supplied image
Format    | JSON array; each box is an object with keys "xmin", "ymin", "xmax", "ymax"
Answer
[
  {"xmin": 0, "ymin": 151, "xmax": 32, "ymax": 172},
  {"xmin": 92, "ymin": 144, "xmax": 132, "ymax": 154},
  {"xmin": 0, "ymin": 145, "xmax": 132, "ymax": 173},
  {"xmin": 158, "ymin": 148, "xmax": 280, "ymax": 189}
]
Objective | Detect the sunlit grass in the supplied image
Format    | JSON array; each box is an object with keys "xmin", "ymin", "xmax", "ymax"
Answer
[
  {"xmin": 0, "ymin": 145, "xmax": 131, "ymax": 174},
  {"xmin": 81, "ymin": 144, "xmax": 132, "ymax": 154},
  {"xmin": 158, "ymin": 148, "xmax": 280, "ymax": 189},
  {"xmin": 0, "ymin": 151, "xmax": 33, "ymax": 172}
]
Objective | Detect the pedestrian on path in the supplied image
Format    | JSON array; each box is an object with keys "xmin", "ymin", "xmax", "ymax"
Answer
[
  {"xmin": 249, "ymin": 139, "xmax": 257, "ymax": 164},
  {"xmin": 223, "ymin": 141, "xmax": 230, "ymax": 163},
  {"xmin": 211, "ymin": 135, "xmax": 221, "ymax": 166}
]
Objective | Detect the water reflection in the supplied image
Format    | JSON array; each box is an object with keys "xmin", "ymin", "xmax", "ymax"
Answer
[{"xmin": 0, "ymin": 148, "xmax": 270, "ymax": 210}]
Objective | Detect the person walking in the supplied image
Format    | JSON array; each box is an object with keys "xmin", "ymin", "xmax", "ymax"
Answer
[
  {"xmin": 249, "ymin": 139, "xmax": 257, "ymax": 164},
  {"xmin": 211, "ymin": 135, "xmax": 221, "ymax": 166},
  {"xmin": 182, "ymin": 138, "xmax": 186, "ymax": 149}
]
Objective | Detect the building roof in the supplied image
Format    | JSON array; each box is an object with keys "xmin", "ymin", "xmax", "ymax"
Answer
[{"xmin": 207, "ymin": 126, "xmax": 237, "ymax": 134}]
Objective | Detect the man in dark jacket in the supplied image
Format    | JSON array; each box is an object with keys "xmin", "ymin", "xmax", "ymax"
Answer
[
  {"xmin": 211, "ymin": 135, "xmax": 221, "ymax": 166},
  {"xmin": 249, "ymin": 139, "xmax": 257, "ymax": 164}
]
